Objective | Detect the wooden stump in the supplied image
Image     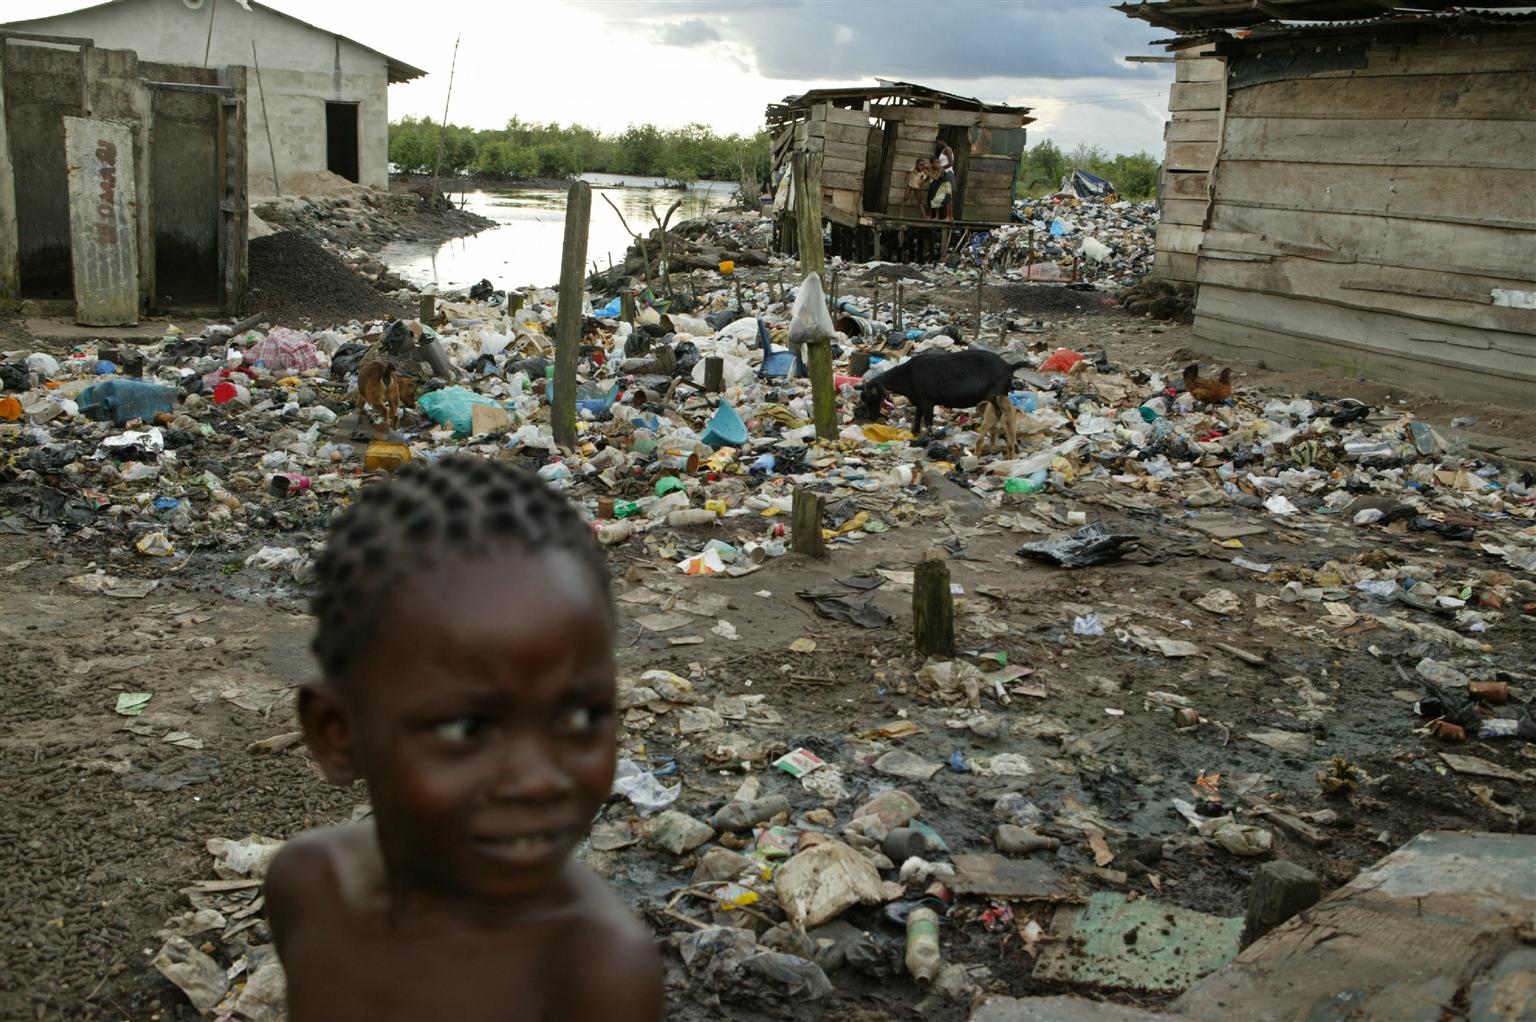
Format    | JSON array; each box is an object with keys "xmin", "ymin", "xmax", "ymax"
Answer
[
  {"xmin": 418, "ymin": 292, "xmax": 435, "ymax": 325},
  {"xmin": 552, "ymin": 181, "xmax": 592, "ymax": 450},
  {"xmin": 806, "ymin": 338, "xmax": 837, "ymax": 442},
  {"xmin": 1242, "ymin": 861, "xmax": 1321, "ymax": 947},
  {"xmin": 620, "ymin": 290, "xmax": 636, "ymax": 325},
  {"xmin": 848, "ymin": 351, "xmax": 871, "ymax": 378},
  {"xmin": 703, "ymin": 357, "xmax": 724, "ymax": 393},
  {"xmin": 791, "ymin": 488, "xmax": 825, "ymax": 558},
  {"xmin": 913, "ymin": 555, "xmax": 954, "ymax": 656}
]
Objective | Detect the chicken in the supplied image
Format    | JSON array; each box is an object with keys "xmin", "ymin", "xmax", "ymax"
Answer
[{"xmin": 1183, "ymin": 363, "xmax": 1233, "ymax": 406}]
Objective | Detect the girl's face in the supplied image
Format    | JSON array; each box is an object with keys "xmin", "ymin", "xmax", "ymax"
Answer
[{"xmin": 344, "ymin": 547, "xmax": 617, "ymax": 901}]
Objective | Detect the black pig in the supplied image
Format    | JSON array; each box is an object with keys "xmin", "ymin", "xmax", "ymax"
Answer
[{"xmin": 859, "ymin": 349, "xmax": 1026, "ymax": 433}]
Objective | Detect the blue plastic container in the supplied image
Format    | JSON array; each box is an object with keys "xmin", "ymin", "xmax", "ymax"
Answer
[
  {"xmin": 77, "ymin": 379, "xmax": 175, "ymax": 426},
  {"xmin": 760, "ymin": 350, "xmax": 796, "ymax": 378}
]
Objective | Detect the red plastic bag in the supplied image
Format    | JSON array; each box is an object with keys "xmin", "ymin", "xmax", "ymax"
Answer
[{"xmin": 1040, "ymin": 348, "xmax": 1085, "ymax": 373}]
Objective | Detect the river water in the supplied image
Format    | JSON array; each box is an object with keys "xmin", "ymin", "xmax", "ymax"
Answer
[{"xmin": 377, "ymin": 173, "xmax": 737, "ymax": 293}]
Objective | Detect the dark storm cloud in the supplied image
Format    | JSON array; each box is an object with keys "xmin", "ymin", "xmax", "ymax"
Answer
[{"xmin": 580, "ymin": 1, "xmax": 1159, "ymax": 81}]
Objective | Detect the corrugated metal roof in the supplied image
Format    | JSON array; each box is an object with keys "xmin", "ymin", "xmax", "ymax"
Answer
[
  {"xmin": 767, "ymin": 81, "xmax": 1032, "ymax": 125},
  {"xmin": 1117, "ymin": 0, "xmax": 1533, "ymax": 31}
]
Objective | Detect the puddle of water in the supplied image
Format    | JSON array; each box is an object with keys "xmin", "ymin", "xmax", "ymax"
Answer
[{"xmin": 378, "ymin": 173, "xmax": 737, "ymax": 292}]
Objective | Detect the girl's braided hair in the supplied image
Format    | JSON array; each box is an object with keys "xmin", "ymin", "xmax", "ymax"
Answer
[{"xmin": 311, "ymin": 455, "xmax": 611, "ymax": 686}]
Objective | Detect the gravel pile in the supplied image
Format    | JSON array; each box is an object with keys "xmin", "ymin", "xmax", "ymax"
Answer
[{"xmin": 243, "ymin": 232, "xmax": 407, "ymax": 329}]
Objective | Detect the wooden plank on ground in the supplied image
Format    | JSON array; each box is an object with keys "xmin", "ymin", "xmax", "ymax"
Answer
[
  {"xmin": 1227, "ymin": 70, "xmax": 1536, "ymax": 122},
  {"xmin": 1207, "ymin": 199, "xmax": 1536, "ymax": 279},
  {"xmin": 1222, "ymin": 115, "xmax": 1536, "ymax": 170},
  {"xmin": 1170, "ymin": 81, "xmax": 1223, "ymax": 112},
  {"xmin": 1212, "ymin": 160, "xmax": 1536, "ymax": 230}
]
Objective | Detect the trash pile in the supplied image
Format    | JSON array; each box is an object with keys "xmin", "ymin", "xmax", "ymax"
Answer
[
  {"xmin": 5, "ymin": 221, "xmax": 1535, "ymax": 1021},
  {"xmin": 976, "ymin": 197, "xmax": 1158, "ymax": 287}
]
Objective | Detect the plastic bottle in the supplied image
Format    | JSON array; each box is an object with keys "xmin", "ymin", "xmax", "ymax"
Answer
[
  {"xmin": 76, "ymin": 378, "xmax": 176, "ymax": 426},
  {"xmin": 1003, "ymin": 470, "xmax": 1047, "ymax": 494},
  {"xmin": 667, "ymin": 508, "xmax": 718, "ymax": 527},
  {"xmin": 905, "ymin": 907, "xmax": 942, "ymax": 986},
  {"xmin": 710, "ymin": 794, "xmax": 789, "ymax": 833},
  {"xmin": 596, "ymin": 522, "xmax": 633, "ymax": 546},
  {"xmin": 613, "ymin": 500, "xmax": 641, "ymax": 519}
]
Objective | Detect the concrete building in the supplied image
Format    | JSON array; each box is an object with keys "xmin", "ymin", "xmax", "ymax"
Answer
[{"xmin": 2, "ymin": 0, "xmax": 425, "ymax": 194}]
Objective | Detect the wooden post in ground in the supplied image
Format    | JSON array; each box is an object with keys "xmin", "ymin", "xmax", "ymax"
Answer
[
  {"xmin": 552, "ymin": 181, "xmax": 592, "ymax": 450},
  {"xmin": 620, "ymin": 289, "xmax": 636, "ymax": 325},
  {"xmin": 418, "ymin": 292, "xmax": 435, "ymax": 325},
  {"xmin": 794, "ymin": 151, "xmax": 837, "ymax": 442},
  {"xmin": 895, "ymin": 283, "xmax": 904, "ymax": 334},
  {"xmin": 791, "ymin": 488, "xmax": 826, "ymax": 558},
  {"xmin": 703, "ymin": 357, "xmax": 724, "ymax": 393},
  {"xmin": 974, "ymin": 264, "xmax": 984, "ymax": 343},
  {"xmin": 913, "ymin": 552, "xmax": 954, "ymax": 656}
]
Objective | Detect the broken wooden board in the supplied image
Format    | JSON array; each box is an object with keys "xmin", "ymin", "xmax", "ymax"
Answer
[
  {"xmin": 1032, "ymin": 892, "xmax": 1242, "ymax": 993},
  {"xmin": 64, "ymin": 117, "xmax": 139, "ymax": 327},
  {"xmin": 1174, "ymin": 831, "xmax": 1536, "ymax": 1022},
  {"xmin": 1185, "ymin": 515, "xmax": 1269, "ymax": 540},
  {"xmin": 971, "ymin": 995, "xmax": 1170, "ymax": 1022},
  {"xmin": 948, "ymin": 854, "xmax": 1079, "ymax": 902}
]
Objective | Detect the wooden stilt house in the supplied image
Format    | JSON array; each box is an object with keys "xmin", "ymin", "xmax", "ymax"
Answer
[{"xmin": 767, "ymin": 82, "xmax": 1033, "ymax": 263}]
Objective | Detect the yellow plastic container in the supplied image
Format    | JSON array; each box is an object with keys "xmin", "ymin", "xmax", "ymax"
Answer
[{"xmin": 364, "ymin": 441, "xmax": 412, "ymax": 473}]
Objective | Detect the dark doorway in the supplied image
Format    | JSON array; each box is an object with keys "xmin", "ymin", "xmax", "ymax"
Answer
[
  {"xmin": 5, "ymin": 43, "xmax": 84, "ymax": 300},
  {"xmin": 326, "ymin": 102, "xmax": 359, "ymax": 182},
  {"xmin": 151, "ymin": 87, "xmax": 221, "ymax": 308},
  {"xmin": 939, "ymin": 125, "xmax": 969, "ymax": 219}
]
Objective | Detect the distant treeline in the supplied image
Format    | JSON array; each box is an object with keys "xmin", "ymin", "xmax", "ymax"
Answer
[
  {"xmin": 391, "ymin": 117, "xmax": 1161, "ymax": 202},
  {"xmin": 1017, "ymin": 140, "xmax": 1160, "ymax": 201},
  {"xmin": 388, "ymin": 116, "xmax": 773, "ymax": 184}
]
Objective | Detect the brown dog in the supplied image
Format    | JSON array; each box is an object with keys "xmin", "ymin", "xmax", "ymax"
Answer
[
  {"xmin": 977, "ymin": 395, "xmax": 1019, "ymax": 459},
  {"xmin": 357, "ymin": 360, "xmax": 416, "ymax": 432}
]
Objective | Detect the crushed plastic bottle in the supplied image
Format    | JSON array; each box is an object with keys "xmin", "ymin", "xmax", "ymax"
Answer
[{"xmin": 1003, "ymin": 470, "xmax": 1047, "ymax": 494}]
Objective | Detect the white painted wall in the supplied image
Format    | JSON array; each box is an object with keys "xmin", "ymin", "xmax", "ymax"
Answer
[{"xmin": 4, "ymin": 0, "xmax": 403, "ymax": 192}]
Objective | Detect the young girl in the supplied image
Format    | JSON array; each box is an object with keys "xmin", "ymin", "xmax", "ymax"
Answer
[{"xmin": 265, "ymin": 455, "xmax": 663, "ymax": 1021}]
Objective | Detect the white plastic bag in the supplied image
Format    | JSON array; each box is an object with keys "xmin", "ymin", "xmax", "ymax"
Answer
[{"xmin": 788, "ymin": 273, "xmax": 835, "ymax": 348}]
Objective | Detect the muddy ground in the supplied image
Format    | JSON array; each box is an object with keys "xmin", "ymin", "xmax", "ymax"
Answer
[{"xmin": 2, "ymin": 294, "xmax": 1533, "ymax": 1022}]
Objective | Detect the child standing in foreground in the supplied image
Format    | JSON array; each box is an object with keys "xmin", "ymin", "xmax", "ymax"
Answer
[{"xmin": 265, "ymin": 455, "xmax": 664, "ymax": 1021}]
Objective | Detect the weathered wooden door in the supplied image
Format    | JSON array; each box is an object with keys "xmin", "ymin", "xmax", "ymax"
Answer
[{"xmin": 64, "ymin": 115, "xmax": 138, "ymax": 325}]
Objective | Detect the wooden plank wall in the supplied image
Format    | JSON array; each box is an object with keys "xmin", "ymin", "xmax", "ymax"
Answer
[
  {"xmin": 1190, "ymin": 27, "xmax": 1536, "ymax": 407},
  {"xmin": 1155, "ymin": 45, "xmax": 1223, "ymax": 282},
  {"xmin": 804, "ymin": 103, "xmax": 868, "ymax": 222},
  {"xmin": 874, "ymin": 105, "xmax": 939, "ymax": 212}
]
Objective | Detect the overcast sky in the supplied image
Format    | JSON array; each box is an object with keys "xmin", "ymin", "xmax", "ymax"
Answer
[{"xmin": 7, "ymin": 0, "xmax": 1175, "ymax": 154}]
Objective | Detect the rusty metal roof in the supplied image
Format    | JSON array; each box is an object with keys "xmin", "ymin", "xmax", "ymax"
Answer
[
  {"xmin": 767, "ymin": 81, "xmax": 1032, "ymax": 124},
  {"xmin": 1117, "ymin": 0, "xmax": 1534, "ymax": 31}
]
